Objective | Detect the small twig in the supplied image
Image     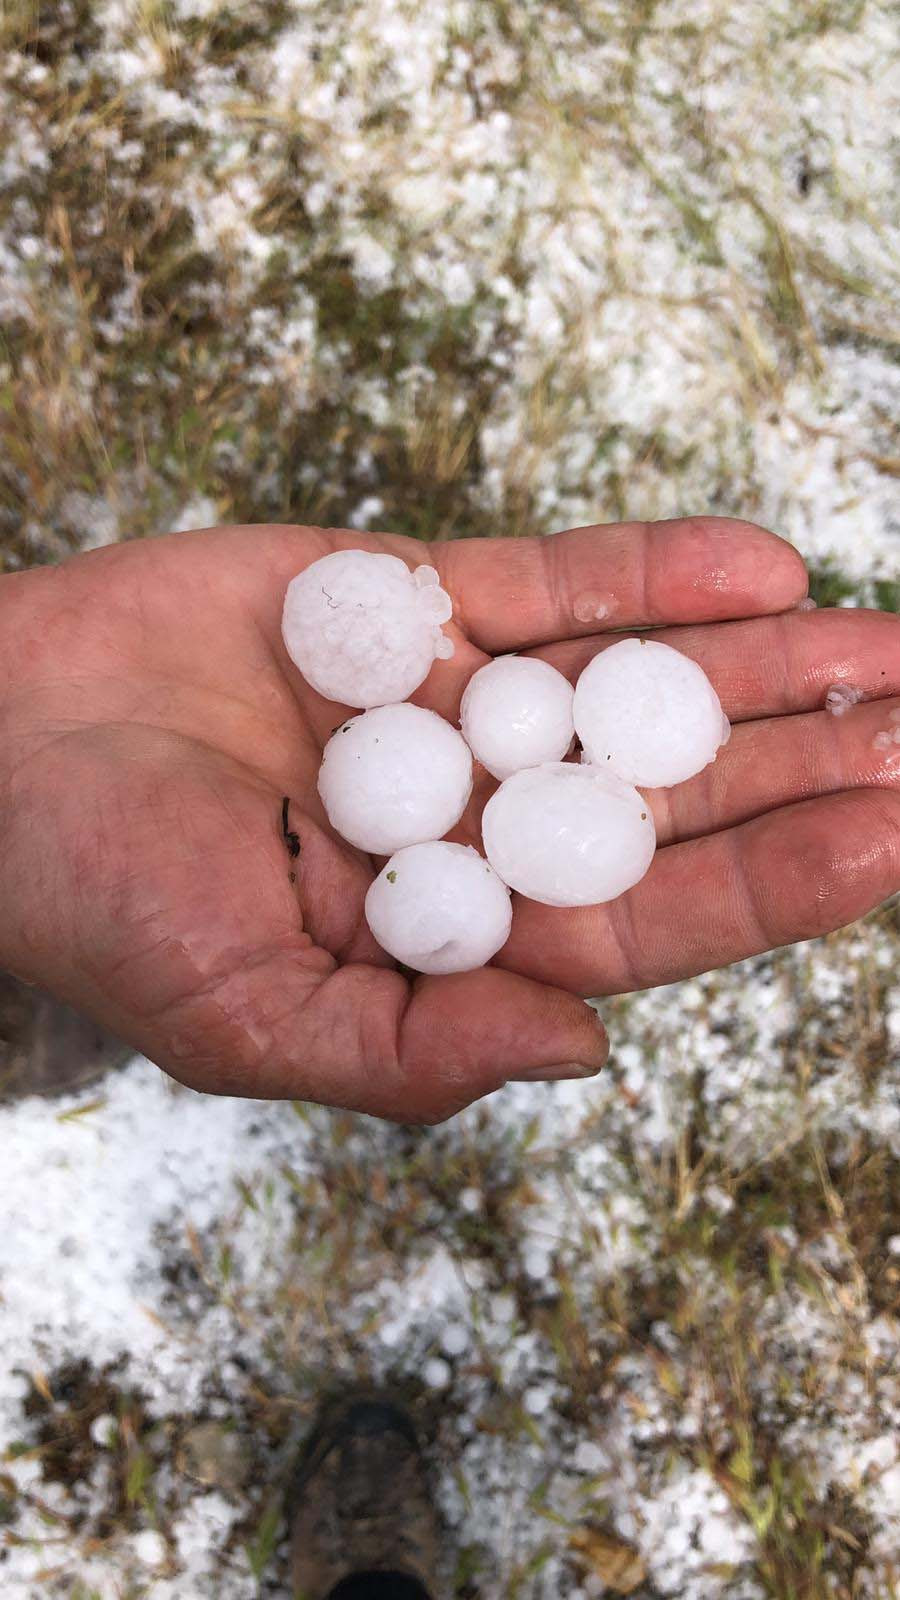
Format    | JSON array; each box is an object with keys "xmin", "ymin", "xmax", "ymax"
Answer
[{"xmin": 281, "ymin": 797, "xmax": 301, "ymax": 859}]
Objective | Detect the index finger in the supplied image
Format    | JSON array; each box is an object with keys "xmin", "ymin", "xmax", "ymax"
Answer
[{"xmin": 432, "ymin": 515, "xmax": 808, "ymax": 653}]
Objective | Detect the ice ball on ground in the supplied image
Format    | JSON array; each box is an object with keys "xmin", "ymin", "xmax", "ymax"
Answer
[
  {"xmin": 318, "ymin": 703, "xmax": 472, "ymax": 854},
  {"xmin": 460, "ymin": 655, "xmax": 575, "ymax": 779},
  {"xmin": 133, "ymin": 1531, "xmax": 167, "ymax": 1569},
  {"xmin": 482, "ymin": 762, "xmax": 656, "ymax": 908},
  {"xmin": 282, "ymin": 549, "xmax": 454, "ymax": 707},
  {"xmin": 365, "ymin": 842, "xmax": 512, "ymax": 975},
  {"xmin": 574, "ymin": 638, "xmax": 729, "ymax": 788}
]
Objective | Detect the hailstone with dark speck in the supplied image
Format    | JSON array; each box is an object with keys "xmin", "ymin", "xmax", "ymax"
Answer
[
  {"xmin": 574, "ymin": 638, "xmax": 729, "ymax": 789},
  {"xmin": 317, "ymin": 702, "xmax": 473, "ymax": 855},
  {"xmin": 365, "ymin": 841, "xmax": 512, "ymax": 974}
]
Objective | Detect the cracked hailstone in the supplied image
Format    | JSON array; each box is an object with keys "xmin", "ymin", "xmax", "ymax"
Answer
[
  {"xmin": 460, "ymin": 655, "xmax": 574, "ymax": 779},
  {"xmin": 574, "ymin": 638, "xmax": 730, "ymax": 788},
  {"xmin": 281, "ymin": 549, "xmax": 454, "ymax": 708},
  {"xmin": 482, "ymin": 762, "xmax": 657, "ymax": 908},
  {"xmin": 318, "ymin": 702, "xmax": 473, "ymax": 854},
  {"xmin": 365, "ymin": 842, "xmax": 512, "ymax": 975}
]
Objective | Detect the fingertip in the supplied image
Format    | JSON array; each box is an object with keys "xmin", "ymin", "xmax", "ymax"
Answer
[
  {"xmin": 396, "ymin": 969, "xmax": 608, "ymax": 1120},
  {"xmin": 762, "ymin": 527, "xmax": 809, "ymax": 610},
  {"xmin": 670, "ymin": 515, "xmax": 809, "ymax": 616}
]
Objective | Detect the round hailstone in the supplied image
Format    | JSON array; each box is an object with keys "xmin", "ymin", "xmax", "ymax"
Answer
[
  {"xmin": 482, "ymin": 762, "xmax": 656, "ymax": 908},
  {"xmin": 318, "ymin": 702, "xmax": 473, "ymax": 855},
  {"xmin": 574, "ymin": 638, "xmax": 729, "ymax": 789},
  {"xmin": 282, "ymin": 549, "xmax": 454, "ymax": 708},
  {"xmin": 365, "ymin": 842, "xmax": 512, "ymax": 975},
  {"xmin": 460, "ymin": 655, "xmax": 575, "ymax": 780}
]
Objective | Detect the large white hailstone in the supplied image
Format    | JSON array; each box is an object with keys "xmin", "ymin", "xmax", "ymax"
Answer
[
  {"xmin": 282, "ymin": 549, "xmax": 454, "ymax": 707},
  {"xmin": 574, "ymin": 638, "xmax": 729, "ymax": 789},
  {"xmin": 482, "ymin": 762, "xmax": 656, "ymax": 908},
  {"xmin": 460, "ymin": 655, "xmax": 575, "ymax": 779},
  {"xmin": 365, "ymin": 841, "xmax": 512, "ymax": 975},
  {"xmin": 318, "ymin": 702, "xmax": 473, "ymax": 855}
]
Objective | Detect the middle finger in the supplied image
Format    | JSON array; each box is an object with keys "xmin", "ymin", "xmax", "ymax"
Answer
[
  {"xmin": 648, "ymin": 697, "xmax": 900, "ymax": 846},
  {"xmin": 533, "ymin": 606, "xmax": 900, "ymax": 724}
]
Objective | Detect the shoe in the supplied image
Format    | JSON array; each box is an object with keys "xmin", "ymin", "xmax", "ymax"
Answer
[{"xmin": 288, "ymin": 1390, "xmax": 440, "ymax": 1600}]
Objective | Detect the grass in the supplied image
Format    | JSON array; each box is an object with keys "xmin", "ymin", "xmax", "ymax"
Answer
[{"xmin": 3, "ymin": 0, "xmax": 897, "ymax": 566}]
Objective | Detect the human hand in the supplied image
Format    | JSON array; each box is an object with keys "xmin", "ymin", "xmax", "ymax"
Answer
[{"xmin": 1, "ymin": 518, "xmax": 897, "ymax": 1121}]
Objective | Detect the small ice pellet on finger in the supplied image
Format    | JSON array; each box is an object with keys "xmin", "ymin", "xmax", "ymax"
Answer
[
  {"xmin": 460, "ymin": 655, "xmax": 574, "ymax": 779},
  {"xmin": 318, "ymin": 703, "xmax": 472, "ymax": 854},
  {"xmin": 825, "ymin": 683, "xmax": 864, "ymax": 717},
  {"xmin": 574, "ymin": 591, "xmax": 612, "ymax": 624},
  {"xmin": 873, "ymin": 732, "xmax": 894, "ymax": 751},
  {"xmin": 573, "ymin": 638, "xmax": 728, "ymax": 788},
  {"xmin": 281, "ymin": 549, "xmax": 453, "ymax": 707},
  {"xmin": 481, "ymin": 762, "xmax": 656, "ymax": 907},
  {"xmin": 889, "ymin": 708, "xmax": 900, "ymax": 724},
  {"xmin": 365, "ymin": 842, "xmax": 512, "ymax": 975}
]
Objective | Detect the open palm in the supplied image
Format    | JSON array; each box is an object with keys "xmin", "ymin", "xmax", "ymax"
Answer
[{"xmin": 1, "ymin": 517, "xmax": 897, "ymax": 1122}]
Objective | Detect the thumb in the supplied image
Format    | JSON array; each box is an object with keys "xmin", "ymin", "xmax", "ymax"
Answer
[{"xmin": 148, "ymin": 951, "xmax": 608, "ymax": 1122}]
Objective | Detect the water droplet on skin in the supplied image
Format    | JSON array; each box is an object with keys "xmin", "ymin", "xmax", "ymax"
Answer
[
  {"xmin": 890, "ymin": 708, "xmax": 900, "ymax": 724},
  {"xmin": 694, "ymin": 566, "xmax": 729, "ymax": 593},
  {"xmin": 873, "ymin": 732, "xmax": 893, "ymax": 751},
  {"xmin": 796, "ymin": 597, "xmax": 818, "ymax": 611}
]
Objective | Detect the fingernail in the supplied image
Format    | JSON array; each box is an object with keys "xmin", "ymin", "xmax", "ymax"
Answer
[{"xmin": 510, "ymin": 1061, "xmax": 604, "ymax": 1083}]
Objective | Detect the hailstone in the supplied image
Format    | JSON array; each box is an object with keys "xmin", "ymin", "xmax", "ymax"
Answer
[
  {"xmin": 481, "ymin": 761, "xmax": 656, "ymax": 908},
  {"xmin": 318, "ymin": 702, "xmax": 473, "ymax": 855},
  {"xmin": 574, "ymin": 638, "xmax": 729, "ymax": 788},
  {"xmin": 825, "ymin": 683, "xmax": 863, "ymax": 717},
  {"xmin": 460, "ymin": 655, "xmax": 574, "ymax": 779},
  {"xmin": 282, "ymin": 549, "xmax": 454, "ymax": 708},
  {"xmin": 365, "ymin": 842, "xmax": 512, "ymax": 975}
]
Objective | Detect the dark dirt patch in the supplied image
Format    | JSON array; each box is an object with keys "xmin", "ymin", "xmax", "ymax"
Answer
[
  {"xmin": 0, "ymin": 971, "xmax": 131, "ymax": 1104},
  {"xmin": 21, "ymin": 1358, "xmax": 159, "ymax": 1536}
]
